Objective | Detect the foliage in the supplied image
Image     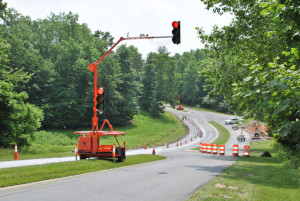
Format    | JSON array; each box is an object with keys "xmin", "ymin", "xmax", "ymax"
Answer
[
  {"xmin": 0, "ymin": 38, "xmax": 43, "ymax": 147},
  {"xmin": 0, "ymin": 3, "xmax": 228, "ymax": 147},
  {"xmin": 198, "ymin": 0, "xmax": 300, "ymax": 152}
]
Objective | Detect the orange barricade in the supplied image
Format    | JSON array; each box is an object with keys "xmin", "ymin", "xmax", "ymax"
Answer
[
  {"xmin": 243, "ymin": 145, "xmax": 250, "ymax": 157},
  {"xmin": 199, "ymin": 143, "xmax": 202, "ymax": 152},
  {"xmin": 233, "ymin": 144, "xmax": 239, "ymax": 157},
  {"xmin": 212, "ymin": 144, "xmax": 218, "ymax": 155},
  {"xmin": 200, "ymin": 143, "xmax": 204, "ymax": 153},
  {"xmin": 203, "ymin": 143, "xmax": 207, "ymax": 153},
  {"xmin": 219, "ymin": 144, "xmax": 225, "ymax": 155},
  {"xmin": 206, "ymin": 143, "xmax": 212, "ymax": 154}
]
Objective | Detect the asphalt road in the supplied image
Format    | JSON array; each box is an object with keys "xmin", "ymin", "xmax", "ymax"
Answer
[{"xmin": 0, "ymin": 108, "xmax": 250, "ymax": 201}]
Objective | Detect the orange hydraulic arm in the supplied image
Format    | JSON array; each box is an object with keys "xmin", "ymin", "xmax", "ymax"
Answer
[
  {"xmin": 90, "ymin": 35, "xmax": 172, "ymax": 133},
  {"xmin": 173, "ymin": 93, "xmax": 181, "ymax": 103}
]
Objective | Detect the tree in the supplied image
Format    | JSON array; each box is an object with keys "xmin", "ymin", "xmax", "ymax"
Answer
[
  {"xmin": 0, "ymin": 38, "xmax": 43, "ymax": 147},
  {"xmin": 198, "ymin": 0, "xmax": 300, "ymax": 152}
]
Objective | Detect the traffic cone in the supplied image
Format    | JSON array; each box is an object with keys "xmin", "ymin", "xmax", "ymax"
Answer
[
  {"xmin": 144, "ymin": 143, "xmax": 147, "ymax": 150},
  {"xmin": 14, "ymin": 144, "xmax": 19, "ymax": 160},
  {"xmin": 180, "ymin": 141, "xmax": 182, "ymax": 146},
  {"xmin": 152, "ymin": 144, "xmax": 155, "ymax": 155},
  {"xmin": 177, "ymin": 142, "xmax": 178, "ymax": 147},
  {"xmin": 191, "ymin": 137, "xmax": 193, "ymax": 141},
  {"xmin": 167, "ymin": 143, "xmax": 169, "ymax": 148}
]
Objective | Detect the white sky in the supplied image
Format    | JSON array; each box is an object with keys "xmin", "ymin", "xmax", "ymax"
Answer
[{"xmin": 4, "ymin": 0, "xmax": 233, "ymax": 58}]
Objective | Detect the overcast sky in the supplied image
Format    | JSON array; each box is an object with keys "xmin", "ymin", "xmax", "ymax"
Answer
[{"xmin": 5, "ymin": 0, "xmax": 233, "ymax": 58}]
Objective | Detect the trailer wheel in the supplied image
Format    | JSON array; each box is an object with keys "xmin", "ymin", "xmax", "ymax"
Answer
[
  {"xmin": 118, "ymin": 150, "xmax": 126, "ymax": 162},
  {"xmin": 80, "ymin": 155, "xmax": 86, "ymax": 160}
]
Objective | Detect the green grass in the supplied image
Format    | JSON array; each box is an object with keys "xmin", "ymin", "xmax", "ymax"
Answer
[
  {"xmin": 0, "ymin": 154, "xmax": 166, "ymax": 188},
  {"xmin": 185, "ymin": 106, "xmax": 233, "ymax": 116},
  {"xmin": 188, "ymin": 140, "xmax": 300, "ymax": 201},
  {"xmin": 104, "ymin": 111, "xmax": 187, "ymax": 148},
  {"xmin": 0, "ymin": 111, "xmax": 187, "ymax": 161},
  {"xmin": 208, "ymin": 121, "xmax": 231, "ymax": 145},
  {"xmin": 193, "ymin": 121, "xmax": 230, "ymax": 150}
]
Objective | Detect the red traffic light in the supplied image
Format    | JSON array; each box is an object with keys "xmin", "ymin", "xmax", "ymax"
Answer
[
  {"xmin": 172, "ymin": 21, "xmax": 179, "ymax": 28},
  {"xmin": 98, "ymin": 87, "xmax": 104, "ymax": 95},
  {"xmin": 172, "ymin": 21, "xmax": 181, "ymax": 44}
]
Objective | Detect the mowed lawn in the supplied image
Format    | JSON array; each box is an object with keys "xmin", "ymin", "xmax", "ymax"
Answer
[
  {"xmin": 0, "ymin": 111, "xmax": 187, "ymax": 161},
  {"xmin": 188, "ymin": 140, "xmax": 300, "ymax": 201}
]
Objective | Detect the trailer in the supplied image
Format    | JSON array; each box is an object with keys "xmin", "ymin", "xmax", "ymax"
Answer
[
  {"xmin": 177, "ymin": 104, "xmax": 184, "ymax": 110},
  {"xmin": 73, "ymin": 34, "xmax": 175, "ymax": 162},
  {"xmin": 74, "ymin": 120, "xmax": 126, "ymax": 162}
]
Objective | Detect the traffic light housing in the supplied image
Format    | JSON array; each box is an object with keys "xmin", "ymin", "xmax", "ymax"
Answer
[
  {"xmin": 172, "ymin": 21, "xmax": 181, "ymax": 44},
  {"xmin": 96, "ymin": 87, "xmax": 105, "ymax": 113}
]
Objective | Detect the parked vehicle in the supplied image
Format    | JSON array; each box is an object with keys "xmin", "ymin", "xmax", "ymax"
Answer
[
  {"xmin": 237, "ymin": 134, "xmax": 245, "ymax": 142},
  {"xmin": 232, "ymin": 124, "xmax": 239, "ymax": 130},
  {"xmin": 225, "ymin": 117, "xmax": 239, "ymax": 125}
]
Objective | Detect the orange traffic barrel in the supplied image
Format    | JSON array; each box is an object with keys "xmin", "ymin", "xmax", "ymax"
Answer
[
  {"xmin": 233, "ymin": 144, "xmax": 239, "ymax": 157},
  {"xmin": 199, "ymin": 143, "xmax": 202, "ymax": 152},
  {"xmin": 206, "ymin": 143, "xmax": 212, "ymax": 154},
  {"xmin": 203, "ymin": 143, "xmax": 207, "ymax": 153},
  {"xmin": 243, "ymin": 145, "xmax": 250, "ymax": 157},
  {"xmin": 219, "ymin": 144, "xmax": 225, "ymax": 155},
  {"xmin": 200, "ymin": 143, "xmax": 204, "ymax": 153},
  {"xmin": 212, "ymin": 144, "xmax": 218, "ymax": 155}
]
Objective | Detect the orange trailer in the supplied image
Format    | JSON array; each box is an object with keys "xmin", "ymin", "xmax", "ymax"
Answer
[{"xmin": 74, "ymin": 120, "xmax": 126, "ymax": 162}]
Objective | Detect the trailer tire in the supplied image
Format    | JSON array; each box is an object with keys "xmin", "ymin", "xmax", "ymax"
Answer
[
  {"xmin": 80, "ymin": 155, "xmax": 86, "ymax": 160},
  {"xmin": 118, "ymin": 150, "xmax": 126, "ymax": 162}
]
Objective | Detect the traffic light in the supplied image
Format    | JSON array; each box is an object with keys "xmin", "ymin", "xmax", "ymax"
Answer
[
  {"xmin": 172, "ymin": 21, "xmax": 181, "ymax": 44},
  {"xmin": 96, "ymin": 87, "xmax": 105, "ymax": 113}
]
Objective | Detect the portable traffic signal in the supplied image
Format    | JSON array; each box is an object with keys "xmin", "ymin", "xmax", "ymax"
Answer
[
  {"xmin": 96, "ymin": 87, "xmax": 105, "ymax": 113},
  {"xmin": 172, "ymin": 21, "xmax": 181, "ymax": 44}
]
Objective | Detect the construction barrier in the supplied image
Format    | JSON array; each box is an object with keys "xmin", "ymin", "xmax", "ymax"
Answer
[
  {"xmin": 219, "ymin": 144, "xmax": 225, "ymax": 155},
  {"xmin": 206, "ymin": 143, "xmax": 212, "ymax": 154},
  {"xmin": 233, "ymin": 144, "xmax": 239, "ymax": 157},
  {"xmin": 14, "ymin": 144, "xmax": 19, "ymax": 160},
  {"xmin": 203, "ymin": 143, "xmax": 207, "ymax": 153},
  {"xmin": 212, "ymin": 144, "xmax": 218, "ymax": 155},
  {"xmin": 243, "ymin": 145, "xmax": 250, "ymax": 157}
]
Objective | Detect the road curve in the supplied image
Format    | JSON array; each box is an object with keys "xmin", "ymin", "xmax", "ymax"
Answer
[{"xmin": 0, "ymin": 108, "xmax": 244, "ymax": 201}]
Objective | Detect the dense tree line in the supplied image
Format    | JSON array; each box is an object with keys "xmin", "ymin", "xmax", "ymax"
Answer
[
  {"xmin": 0, "ymin": 2, "xmax": 223, "ymax": 147},
  {"xmin": 4, "ymin": 0, "xmax": 298, "ymax": 155},
  {"xmin": 198, "ymin": 0, "xmax": 299, "ymax": 152}
]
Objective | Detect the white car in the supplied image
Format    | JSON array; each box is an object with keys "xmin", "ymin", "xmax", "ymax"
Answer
[{"xmin": 225, "ymin": 118, "xmax": 239, "ymax": 125}]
